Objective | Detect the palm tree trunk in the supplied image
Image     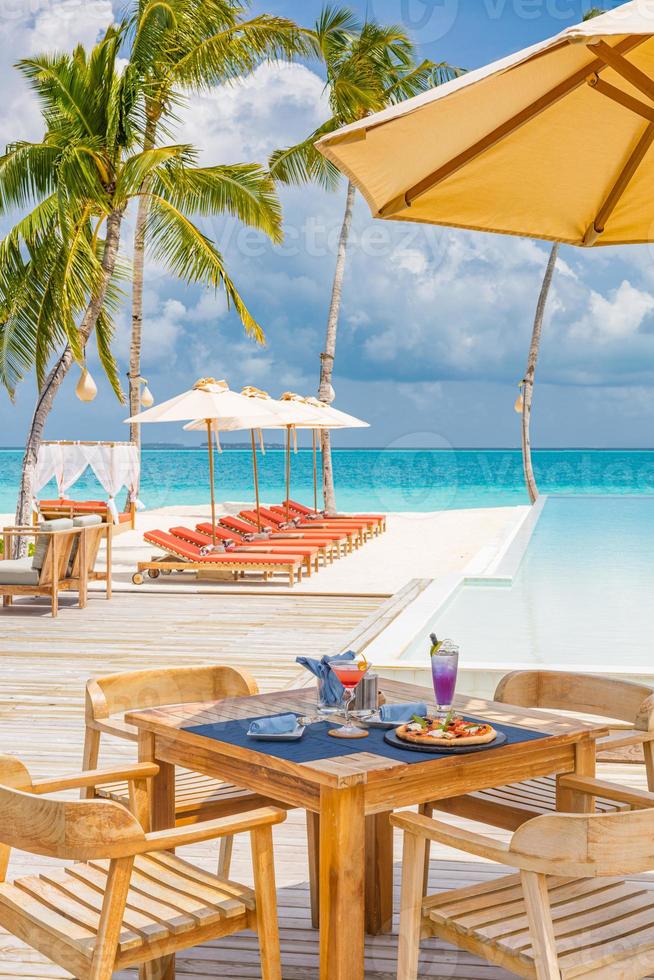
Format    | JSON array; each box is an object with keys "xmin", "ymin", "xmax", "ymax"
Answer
[
  {"xmin": 127, "ymin": 111, "xmax": 158, "ymax": 497},
  {"xmin": 521, "ymin": 241, "xmax": 560, "ymax": 504},
  {"xmin": 319, "ymin": 179, "xmax": 355, "ymax": 514},
  {"xmin": 14, "ymin": 208, "xmax": 125, "ymax": 545}
]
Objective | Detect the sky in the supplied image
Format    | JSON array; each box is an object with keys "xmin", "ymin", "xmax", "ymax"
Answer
[{"xmin": 2, "ymin": 0, "xmax": 654, "ymax": 450}]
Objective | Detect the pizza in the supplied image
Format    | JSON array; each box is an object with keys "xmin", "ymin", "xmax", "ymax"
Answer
[{"xmin": 395, "ymin": 715, "xmax": 497, "ymax": 747}]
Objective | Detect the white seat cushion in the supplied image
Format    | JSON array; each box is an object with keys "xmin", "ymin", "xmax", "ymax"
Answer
[{"xmin": 0, "ymin": 558, "xmax": 40, "ymax": 586}]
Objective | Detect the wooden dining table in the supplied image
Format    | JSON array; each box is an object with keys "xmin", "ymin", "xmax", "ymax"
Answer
[{"xmin": 127, "ymin": 677, "xmax": 608, "ymax": 980}]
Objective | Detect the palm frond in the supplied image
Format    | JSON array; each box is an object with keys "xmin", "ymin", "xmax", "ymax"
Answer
[
  {"xmin": 269, "ymin": 120, "xmax": 342, "ymax": 191},
  {"xmin": 152, "ymin": 161, "xmax": 283, "ymax": 241},
  {"xmin": 145, "ymin": 192, "xmax": 264, "ymax": 342}
]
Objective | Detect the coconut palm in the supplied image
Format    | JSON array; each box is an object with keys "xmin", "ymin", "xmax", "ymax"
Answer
[
  {"xmin": 518, "ymin": 6, "xmax": 602, "ymax": 503},
  {"xmin": 0, "ymin": 23, "xmax": 281, "ymax": 530},
  {"xmin": 124, "ymin": 0, "xmax": 312, "ymax": 463},
  {"xmin": 269, "ymin": 5, "xmax": 461, "ymax": 512}
]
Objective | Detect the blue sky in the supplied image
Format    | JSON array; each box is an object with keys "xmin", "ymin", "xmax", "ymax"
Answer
[{"xmin": 3, "ymin": 0, "xmax": 654, "ymax": 450}]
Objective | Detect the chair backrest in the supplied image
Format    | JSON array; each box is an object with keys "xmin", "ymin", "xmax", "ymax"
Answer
[
  {"xmin": 0, "ymin": 756, "xmax": 144, "ymax": 861},
  {"xmin": 35, "ymin": 529, "xmax": 79, "ymax": 587},
  {"xmin": 511, "ymin": 807, "xmax": 654, "ymax": 877},
  {"xmin": 86, "ymin": 664, "xmax": 259, "ymax": 734},
  {"xmin": 69, "ymin": 517, "xmax": 106, "ymax": 578},
  {"xmin": 495, "ymin": 670, "xmax": 654, "ymax": 731}
]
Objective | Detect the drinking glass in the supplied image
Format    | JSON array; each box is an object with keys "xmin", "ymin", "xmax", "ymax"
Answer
[
  {"xmin": 329, "ymin": 660, "xmax": 370, "ymax": 736},
  {"xmin": 431, "ymin": 641, "xmax": 459, "ymax": 718}
]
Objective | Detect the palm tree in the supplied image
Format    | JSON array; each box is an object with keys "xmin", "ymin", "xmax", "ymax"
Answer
[
  {"xmin": 270, "ymin": 5, "xmax": 461, "ymax": 512},
  {"xmin": 0, "ymin": 24, "xmax": 281, "ymax": 530},
  {"xmin": 518, "ymin": 6, "xmax": 602, "ymax": 503},
  {"xmin": 125, "ymin": 0, "xmax": 312, "ymax": 469}
]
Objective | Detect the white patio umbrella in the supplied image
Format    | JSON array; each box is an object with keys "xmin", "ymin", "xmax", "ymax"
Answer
[
  {"xmin": 284, "ymin": 397, "xmax": 369, "ymax": 513},
  {"xmin": 125, "ymin": 378, "xmax": 280, "ymax": 543},
  {"xmin": 316, "ymin": 1, "xmax": 654, "ymax": 247},
  {"xmin": 182, "ymin": 386, "xmax": 324, "ymax": 528}
]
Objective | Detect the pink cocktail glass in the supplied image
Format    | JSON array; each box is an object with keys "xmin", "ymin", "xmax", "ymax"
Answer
[
  {"xmin": 431, "ymin": 642, "xmax": 459, "ymax": 718},
  {"xmin": 330, "ymin": 660, "xmax": 370, "ymax": 737}
]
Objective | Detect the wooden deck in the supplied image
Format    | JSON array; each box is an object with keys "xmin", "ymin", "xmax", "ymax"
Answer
[{"xmin": 1, "ymin": 591, "xmax": 652, "ymax": 978}]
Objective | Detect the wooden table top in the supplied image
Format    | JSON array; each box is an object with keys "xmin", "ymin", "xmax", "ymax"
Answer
[{"xmin": 127, "ymin": 678, "xmax": 609, "ymax": 794}]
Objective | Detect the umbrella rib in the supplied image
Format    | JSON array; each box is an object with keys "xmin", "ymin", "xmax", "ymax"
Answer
[
  {"xmin": 588, "ymin": 40, "xmax": 654, "ymax": 104},
  {"xmin": 588, "ymin": 76, "xmax": 654, "ymax": 124},
  {"xmin": 583, "ymin": 122, "xmax": 654, "ymax": 246},
  {"xmin": 377, "ymin": 35, "xmax": 648, "ymax": 219}
]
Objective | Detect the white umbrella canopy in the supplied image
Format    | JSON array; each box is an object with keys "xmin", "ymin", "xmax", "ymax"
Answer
[
  {"xmin": 180, "ymin": 386, "xmax": 326, "ymax": 527},
  {"xmin": 316, "ymin": 1, "xmax": 654, "ymax": 247},
  {"xmin": 125, "ymin": 378, "xmax": 289, "ymax": 540}
]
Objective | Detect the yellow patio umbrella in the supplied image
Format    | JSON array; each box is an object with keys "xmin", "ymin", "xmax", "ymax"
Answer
[
  {"xmin": 316, "ymin": 2, "xmax": 654, "ymax": 247},
  {"xmin": 125, "ymin": 378, "xmax": 277, "ymax": 543}
]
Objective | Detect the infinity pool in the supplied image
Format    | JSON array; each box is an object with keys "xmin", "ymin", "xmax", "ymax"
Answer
[{"xmin": 401, "ymin": 496, "xmax": 654, "ymax": 677}]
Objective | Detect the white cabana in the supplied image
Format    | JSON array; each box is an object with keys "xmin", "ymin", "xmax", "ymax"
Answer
[{"xmin": 34, "ymin": 441, "xmax": 142, "ymax": 523}]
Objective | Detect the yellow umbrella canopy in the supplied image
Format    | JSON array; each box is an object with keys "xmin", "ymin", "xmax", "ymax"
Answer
[{"xmin": 317, "ymin": 2, "xmax": 654, "ymax": 247}]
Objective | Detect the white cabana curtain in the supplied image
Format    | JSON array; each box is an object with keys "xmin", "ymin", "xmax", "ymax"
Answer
[
  {"xmin": 33, "ymin": 443, "xmax": 142, "ymax": 522},
  {"xmin": 86, "ymin": 444, "xmax": 142, "ymax": 522}
]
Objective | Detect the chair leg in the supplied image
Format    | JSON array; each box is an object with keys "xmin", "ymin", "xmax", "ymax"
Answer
[
  {"xmin": 521, "ymin": 870, "xmax": 560, "ymax": 980},
  {"xmin": 306, "ymin": 810, "xmax": 320, "ymax": 929},
  {"xmin": 397, "ymin": 829, "xmax": 426, "ymax": 980},
  {"xmin": 89, "ymin": 856, "xmax": 134, "ymax": 980},
  {"xmin": 2, "ymin": 595, "xmax": 12, "ymax": 607},
  {"xmin": 217, "ymin": 834, "xmax": 234, "ymax": 878},
  {"xmin": 418, "ymin": 801, "xmax": 434, "ymax": 895},
  {"xmin": 140, "ymin": 957, "xmax": 175, "ymax": 980},
  {"xmin": 251, "ymin": 824, "xmax": 282, "ymax": 980}
]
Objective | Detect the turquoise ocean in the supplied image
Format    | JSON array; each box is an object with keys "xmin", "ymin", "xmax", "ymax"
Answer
[{"xmin": 3, "ymin": 448, "xmax": 654, "ymax": 513}]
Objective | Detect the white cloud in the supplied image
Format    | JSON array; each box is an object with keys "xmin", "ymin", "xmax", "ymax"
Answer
[
  {"xmin": 174, "ymin": 61, "xmax": 328, "ymax": 164},
  {"xmin": 569, "ymin": 280, "xmax": 654, "ymax": 343}
]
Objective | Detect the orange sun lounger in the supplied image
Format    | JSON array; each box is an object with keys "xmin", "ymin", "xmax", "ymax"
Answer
[
  {"xmin": 238, "ymin": 509, "xmax": 356, "ymax": 553},
  {"xmin": 219, "ymin": 516, "xmax": 339, "ymax": 562},
  {"xmin": 285, "ymin": 498, "xmax": 386, "ymax": 533},
  {"xmin": 253, "ymin": 506, "xmax": 364, "ymax": 547},
  {"xmin": 270, "ymin": 504, "xmax": 376, "ymax": 541},
  {"xmin": 184, "ymin": 524, "xmax": 322, "ymax": 575},
  {"xmin": 136, "ymin": 528, "xmax": 303, "ymax": 586}
]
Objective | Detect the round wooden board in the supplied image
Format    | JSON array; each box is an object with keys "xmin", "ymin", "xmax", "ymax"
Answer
[
  {"xmin": 383, "ymin": 728, "xmax": 507, "ymax": 754},
  {"xmin": 328, "ymin": 728, "xmax": 369, "ymax": 739}
]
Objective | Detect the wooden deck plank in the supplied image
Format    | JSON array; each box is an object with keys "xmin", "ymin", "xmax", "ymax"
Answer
[{"xmin": 1, "ymin": 592, "xmax": 653, "ymax": 978}]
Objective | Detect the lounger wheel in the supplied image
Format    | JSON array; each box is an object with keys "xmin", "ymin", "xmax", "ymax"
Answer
[
  {"xmin": 147, "ymin": 568, "xmax": 160, "ymax": 579},
  {"xmin": 131, "ymin": 572, "xmax": 144, "ymax": 585},
  {"xmin": 161, "ymin": 568, "xmax": 172, "ymax": 575}
]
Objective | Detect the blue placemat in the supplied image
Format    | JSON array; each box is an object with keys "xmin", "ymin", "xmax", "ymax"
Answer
[{"xmin": 184, "ymin": 714, "xmax": 550, "ymax": 765}]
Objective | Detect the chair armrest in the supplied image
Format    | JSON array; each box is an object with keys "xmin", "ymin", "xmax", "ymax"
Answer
[
  {"xmin": 31, "ymin": 763, "xmax": 159, "ymax": 794},
  {"xmin": 558, "ymin": 775, "xmax": 654, "ymax": 810},
  {"xmin": 142, "ymin": 806, "xmax": 287, "ymax": 852},
  {"xmin": 390, "ymin": 811, "xmax": 511, "ymax": 865}
]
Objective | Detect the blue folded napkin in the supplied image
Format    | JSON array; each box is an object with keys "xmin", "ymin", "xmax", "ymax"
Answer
[
  {"xmin": 295, "ymin": 651, "xmax": 356, "ymax": 705},
  {"xmin": 379, "ymin": 701, "xmax": 428, "ymax": 723},
  {"xmin": 248, "ymin": 714, "xmax": 299, "ymax": 735}
]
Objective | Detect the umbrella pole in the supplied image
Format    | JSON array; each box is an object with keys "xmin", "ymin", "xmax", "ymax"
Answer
[
  {"xmin": 286, "ymin": 427, "xmax": 291, "ymax": 521},
  {"xmin": 312, "ymin": 429, "xmax": 318, "ymax": 513},
  {"xmin": 251, "ymin": 429, "xmax": 262, "ymax": 530},
  {"xmin": 206, "ymin": 419, "xmax": 217, "ymax": 545}
]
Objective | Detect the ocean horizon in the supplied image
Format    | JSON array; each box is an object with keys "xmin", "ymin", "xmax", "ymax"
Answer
[{"xmin": 3, "ymin": 447, "xmax": 654, "ymax": 513}]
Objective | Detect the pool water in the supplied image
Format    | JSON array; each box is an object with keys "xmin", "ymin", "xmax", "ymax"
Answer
[{"xmin": 404, "ymin": 496, "xmax": 654, "ymax": 673}]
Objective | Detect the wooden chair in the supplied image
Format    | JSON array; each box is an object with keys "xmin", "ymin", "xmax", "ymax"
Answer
[
  {"xmin": 421, "ymin": 670, "xmax": 654, "ymax": 830},
  {"xmin": 82, "ymin": 665, "xmax": 292, "ymax": 877},
  {"xmin": 0, "ymin": 754, "xmax": 284, "ymax": 980},
  {"xmin": 393, "ymin": 777, "xmax": 654, "ymax": 980},
  {"xmin": 1, "ymin": 523, "xmax": 82, "ymax": 617}
]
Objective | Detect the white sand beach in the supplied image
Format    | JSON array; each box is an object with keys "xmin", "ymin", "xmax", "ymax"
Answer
[{"xmin": 2, "ymin": 503, "xmax": 527, "ymax": 595}]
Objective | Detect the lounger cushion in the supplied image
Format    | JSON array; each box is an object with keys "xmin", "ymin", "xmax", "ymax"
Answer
[
  {"xmin": 0, "ymin": 558, "xmax": 40, "ymax": 585},
  {"xmin": 31, "ymin": 518, "xmax": 74, "ymax": 571}
]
